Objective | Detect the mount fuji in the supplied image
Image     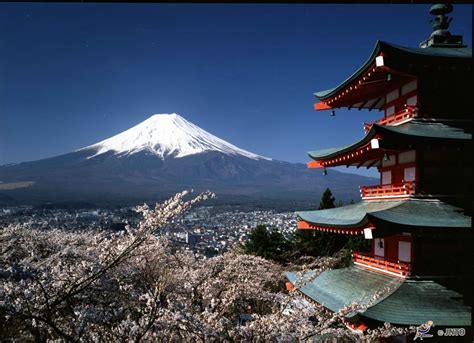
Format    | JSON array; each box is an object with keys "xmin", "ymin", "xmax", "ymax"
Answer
[
  {"xmin": 0, "ymin": 113, "xmax": 375, "ymax": 208},
  {"xmin": 79, "ymin": 113, "xmax": 270, "ymax": 161}
]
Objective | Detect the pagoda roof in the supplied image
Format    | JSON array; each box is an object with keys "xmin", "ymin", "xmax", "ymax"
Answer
[
  {"xmin": 363, "ymin": 279, "xmax": 472, "ymax": 326},
  {"xmin": 314, "ymin": 40, "xmax": 472, "ymax": 101},
  {"xmin": 307, "ymin": 120, "xmax": 471, "ymax": 163},
  {"xmin": 377, "ymin": 120, "xmax": 472, "ymax": 139},
  {"xmin": 286, "ymin": 266, "xmax": 402, "ymax": 316},
  {"xmin": 297, "ymin": 199, "xmax": 471, "ymax": 229},
  {"xmin": 286, "ymin": 266, "xmax": 471, "ymax": 326}
]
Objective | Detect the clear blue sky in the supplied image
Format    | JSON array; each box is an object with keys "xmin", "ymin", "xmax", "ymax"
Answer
[{"xmin": 0, "ymin": 3, "xmax": 472, "ymax": 176}]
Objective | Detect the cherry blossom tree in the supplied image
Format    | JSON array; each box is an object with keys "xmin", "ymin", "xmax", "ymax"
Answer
[{"xmin": 1, "ymin": 191, "xmax": 412, "ymax": 341}]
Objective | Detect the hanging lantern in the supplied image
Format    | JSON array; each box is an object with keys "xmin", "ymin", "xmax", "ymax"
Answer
[{"xmin": 383, "ymin": 153, "xmax": 390, "ymax": 161}]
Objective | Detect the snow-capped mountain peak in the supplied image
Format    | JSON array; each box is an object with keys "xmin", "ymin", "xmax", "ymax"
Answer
[{"xmin": 80, "ymin": 113, "xmax": 271, "ymax": 160}]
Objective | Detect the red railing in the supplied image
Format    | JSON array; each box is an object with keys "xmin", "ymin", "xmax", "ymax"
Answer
[
  {"xmin": 360, "ymin": 181, "xmax": 416, "ymax": 199},
  {"xmin": 364, "ymin": 105, "xmax": 417, "ymax": 133},
  {"xmin": 352, "ymin": 251, "xmax": 411, "ymax": 277}
]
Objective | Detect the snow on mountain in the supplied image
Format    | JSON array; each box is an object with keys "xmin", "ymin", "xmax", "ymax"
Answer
[{"xmin": 80, "ymin": 113, "xmax": 271, "ymax": 161}]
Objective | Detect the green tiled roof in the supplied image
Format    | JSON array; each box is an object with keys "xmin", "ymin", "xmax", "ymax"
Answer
[
  {"xmin": 368, "ymin": 199, "xmax": 471, "ymax": 228},
  {"xmin": 286, "ymin": 266, "xmax": 471, "ymax": 326},
  {"xmin": 314, "ymin": 41, "xmax": 472, "ymax": 100},
  {"xmin": 391, "ymin": 45, "xmax": 472, "ymax": 58},
  {"xmin": 297, "ymin": 200, "xmax": 402, "ymax": 227},
  {"xmin": 378, "ymin": 121, "xmax": 472, "ymax": 140},
  {"xmin": 307, "ymin": 120, "xmax": 471, "ymax": 161},
  {"xmin": 297, "ymin": 199, "xmax": 471, "ymax": 229},
  {"xmin": 286, "ymin": 266, "xmax": 401, "ymax": 315},
  {"xmin": 314, "ymin": 88, "xmax": 336, "ymax": 98},
  {"xmin": 307, "ymin": 145, "xmax": 352, "ymax": 159},
  {"xmin": 363, "ymin": 280, "xmax": 472, "ymax": 326}
]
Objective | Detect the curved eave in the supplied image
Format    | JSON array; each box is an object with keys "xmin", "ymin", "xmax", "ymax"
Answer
[
  {"xmin": 297, "ymin": 216, "xmax": 368, "ymax": 230},
  {"xmin": 376, "ymin": 120, "xmax": 472, "ymax": 141},
  {"xmin": 314, "ymin": 41, "xmax": 472, "ymax": 102},
  {"xmin": 307, "ymin": 120, "xmax": 471, "ymax": 165},
  {"xmin": 285, "ymin": 266, "xmax": 403, "ymax": 316},
  {"xmin": 362, "ymin": 280, "xmax": 472, "ymax": 326},
  {"xmin": 367, "ymin": 199, "xmax": 471, "ymax": 228},
  {"xmin": 297, "ymin": 199, "xmax": 471, "ymax": 229},
  {"xmin": 286, "ymin": 267, "xmax": 471, "ymax": 327},
  {"xmin": 314, "ymin": 41, "xmax": 384, "ymax": 100},
  {"xmin": 296, "ymin": 200, "xmax": 403, "ymax": 229},
  {"xmin": 307, "ymin": 125, "xmax": 376, "ymax": 161}
]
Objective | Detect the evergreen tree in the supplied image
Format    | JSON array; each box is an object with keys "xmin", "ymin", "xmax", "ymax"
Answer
[
  {"xmin": 268, "ymin": 229, "xmax": 292, "ymax": 262},
  {"xmin": 244, "ymin": 189, "xmax": 368, "ymax": 263},
  {"xmin": 292, "ymin": 188, "xmax": 348, "ymax": 258},
  {"xmin": 319, "ymin": 188, "xmax": 335, "ymax": 209},
  {"xmin": 244, "ymin": 225, "xmax": 292, "ymax": 262},
  {"xmin": 244, "ymin": 225, "xmax": 271, "ymax": 258}
]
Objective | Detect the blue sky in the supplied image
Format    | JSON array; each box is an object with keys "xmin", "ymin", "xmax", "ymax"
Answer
[{"xmin": 0, "ymin": 3, "xmax": 472, "ymax": 176}]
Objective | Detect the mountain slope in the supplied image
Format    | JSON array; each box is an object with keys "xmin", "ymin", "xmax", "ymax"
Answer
[
  {"xmin": 0, "ymin": 113, "xmax": 376, "ymax": 207},
  {"xmin": 80, "ymin": 113, "xmax": 270, "ymax": 161}
]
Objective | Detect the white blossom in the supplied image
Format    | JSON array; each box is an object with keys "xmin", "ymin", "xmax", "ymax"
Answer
[{"xmin": 0, "ymin": 191, "xmax": 411, "ymax": 341}]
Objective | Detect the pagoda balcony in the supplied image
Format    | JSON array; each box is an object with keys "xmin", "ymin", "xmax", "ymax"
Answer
[
  {"xmin": 352, "ymin": 251, "xmax": 411, "ymax": 277},
  {"xmin": 364, "ymin": 105, "xmax": 417, "ymax": 133},
  {"xmin": 360, "ymin": 181, "xmax": 416, "ymax": 200}
]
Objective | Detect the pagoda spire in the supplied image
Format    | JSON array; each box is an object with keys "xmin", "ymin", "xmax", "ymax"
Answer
[
  {"xmin": 419, "ymin": 3, "xmax": 465, "ymax": 48},
  {"xmin": 429, "ymin": 3, "xmax": 453, "ymax": 34}
]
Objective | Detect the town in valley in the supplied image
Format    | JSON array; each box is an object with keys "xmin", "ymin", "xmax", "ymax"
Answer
[{"xmin": 1, "ymin": 204, "xmax": 297, "ymax": 257}]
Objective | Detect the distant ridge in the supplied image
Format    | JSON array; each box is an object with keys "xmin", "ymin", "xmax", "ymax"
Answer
[{"xmin": 0, "ymin": 113, "xmax": 376, "ymax": 206}]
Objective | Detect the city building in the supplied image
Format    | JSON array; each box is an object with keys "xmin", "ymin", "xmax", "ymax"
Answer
[{"xmin": 286, "ymin": 4, "xmax": 472, "ymax": 331}]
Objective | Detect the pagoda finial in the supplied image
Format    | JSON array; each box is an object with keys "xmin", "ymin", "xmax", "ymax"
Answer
[
  {"xmin": 429, "ymin": 4, "xmax": 453, "ymax": 34},
  {"xmin": 419, "ymin": 3, "xmax": 465, "ymax": 48}
]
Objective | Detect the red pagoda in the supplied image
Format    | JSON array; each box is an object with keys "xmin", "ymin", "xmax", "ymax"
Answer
[{"xmin": 286, "ymin": 4, "xmax": 472, "ymax": 332}]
